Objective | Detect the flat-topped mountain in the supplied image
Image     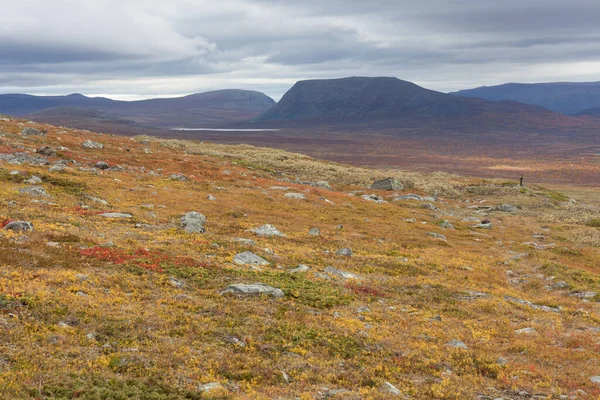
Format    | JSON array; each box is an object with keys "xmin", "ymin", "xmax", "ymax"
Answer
[
  {"xmin": 253, "ymin": 77, "xmax": 599, "ymax": 132},
  {"xmin": 452, "ymin": 82, "xmax": 600, "ymax": 115},
  {"xmin": 0, "ymin": 89, "xmax": 276, "ymax": 128}
]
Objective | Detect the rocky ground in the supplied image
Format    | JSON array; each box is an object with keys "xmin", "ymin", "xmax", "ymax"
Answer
[{"xmin": 0, "ymin": 117, "xmax": 599, "ymax": 399}]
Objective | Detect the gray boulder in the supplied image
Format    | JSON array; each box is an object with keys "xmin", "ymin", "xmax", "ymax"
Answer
[
  {"xmin": 99, "ymin": 213, "xmax": 132, "ymax": 219},
  {"xmin": 22, "ymin": 127, "xmax": 44, "ymax": 136},
  {"xmin": 169, "ymin": 173, "xmax": 187, "ymax": 181},
  {"xmin": 288, "ymin": 264, "xmax": 310, "ymax": 273},
  {"xmin": 371, "ymin": 178, "xmax": 403, "ymax": 191},
  {"xmin": 19, "ymin": 186, "xmax": 48, "ymax": 197},
  {"xmin": 82, "ymin": 140, "xmax": 104, "ymax": 149},
  {"xmin": 496, "ymin": 204, "xmax": 518, "ymax": 213},
  {"xmin": 362, "ymin": 194, "xmax": 387, "ymax": 204},
  {"xmin": 324, "ymin": 266, "xmax": 362, "ymax": 280},
  {"xmin": 3, "ymin": 221, "xmax": 33, "ymax": 232},
  {"xmin": 251, "ymin": 224, "xmax": 285, "ymax": 237},
  {"xmin": 336, "ymin": 247, "xmax": 353, "ymax": 257},
  {"xmin": 428, "ymin": 232, "xmax": 447, "ymax": 241},
  {"xmin": 308, "ymin": 227, "xmax": 321, "ymax": 236},
  {"xmin": 380, "ymin": 382, "xmax": 401, "ymax": 396},
  {"xmin": 0, "ymin": 153, "xmax": 49, "ymax": 166},
  {"xmin": 446, "ymin": 340, "xmax": 468, "ymax": 349},
  {"xmin": 221, "ymin": 283, "xmax": 284, "ymax": 298},
  {"xmin": 233, "ymin": 251, "xmax": 269, "ymax": 266},
  {"xmin": 181, "ymin": 212, "xmax": 206, "ymax": 233},
  {"xmin": 284, "ymin": 192, "xmax": 306, "ymax": 200},
  {"xmin": 95, "ymin": 161, "xmax": 109, "ymax": 170}
]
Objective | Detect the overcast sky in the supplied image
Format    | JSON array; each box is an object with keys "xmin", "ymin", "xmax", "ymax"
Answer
[{"xmin": 2, "ymin": 0, "xmax": 600, "ymax": 100}]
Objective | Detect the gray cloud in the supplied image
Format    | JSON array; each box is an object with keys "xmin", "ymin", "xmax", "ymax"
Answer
[{"xmin": 1, "ymin": 0, "xmax": 599, "ymax": 100}]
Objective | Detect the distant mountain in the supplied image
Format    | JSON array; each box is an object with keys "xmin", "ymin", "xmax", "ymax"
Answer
[
  {"xmin": 0, "ymin": 90, "xmax": 275, "ymax": 129},
  {"xmin": 575, "ymin": 107, "xmax": 600, "ymax": 118},
  {"xmin": 451, "ymin": 82, "xmax": 600, "ymax": 115},
  {"xmin": 254, "ymin": 77, "xmax": 599, "ymax": 132}
]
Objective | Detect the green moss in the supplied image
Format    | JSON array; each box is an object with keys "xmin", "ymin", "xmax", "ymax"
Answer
[{"xmin": 33, "ymin": 375, "xmax": 203, "ymax": 400}]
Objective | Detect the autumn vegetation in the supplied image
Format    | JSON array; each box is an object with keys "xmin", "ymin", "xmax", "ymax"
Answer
[{"xmin": 0, "ymin": 116, "xmax": 599, "ymax": 399}]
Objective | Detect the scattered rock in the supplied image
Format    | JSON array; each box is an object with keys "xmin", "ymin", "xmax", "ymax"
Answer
[
  {"xmin": 569, "ymin": 291, "xmax": 597, "ymax": 299},
  {"xmin": 169, "ymin": 173, "xmax": 187, "ymax": 181},
  {"xmin": 362, "ymin": 194, "xmax": 387, "ymax": 204},
  {"xmin": 380, "ymin": 382, "xmax": 402, "ymax": 396},
  {"xmin": 82, "ymin": 140, "xmax": 104, "ymax": 149},
  {"xmin": 504, "ymin": 296, "xmax": 561, "ymax": 313},
  {"xmin": 439, "ymin": 220, "xmax": 454, "ymax": 229},
  {"xmin": 36, "ymin": 146, "xmax": 55, "ymax": 156},
  {"xmin": 422, "ymin": 202, "xmax": 439, "ymax": 211},
  {"xmin": 234, "ymin": 238, "xmax": 255, "ymax": 246},
  {"xmin": 169, "ymin": 277, "xmax": 184, "ymax": 288},
  {"xmin": 233, "ymin": 251, "xmax": 269, "ymax": 266},
  {"xmin": 3, "ymin": 221, "xmax": 33, "ymax": 232},
  {"xmin": 428, "ymin": 232, "xmax": 447, "ymax": 241},
  {"xmin": 19, "ymin": 186, "xmax": 48, "ymax": 197},
  {"xmin": 284, "ymin": 192, "xmax": 306, "ymax": 200},
  {"xmin": 251, "ymin": 224, "xmax": 285, "ymax": 237},
  {"xmin": 221, "ymin": 283, "xmax": 284, "ymax": 298},
  {"xmin": 336, "ymin": 247, "xmax": 353, "ymax": 257},
  {"xmin": 515, "ymin": 327, "xmax": 536, "ymax": 335},
  {"xmin": 308, "ymin": 227, "xmax": 321, "ymax": 236},
  {"xmin": 25, "ymin": 175, "xmax": 42, "ymax": 184},
  {"xmin": 288, "ymin": 264, "xmax": 310, "ymax": 273},
  {"xmin": 21, "ymin": 127, "xmax": 44, "ymax": 136},
  {"xmin": 446, "ymin": 340, "xmax": 468, "ymax": 349},
  {"xmin": 207, "ymin": 194, "xmax": 216, "ymax": 201},
  {"xmin": 496, "ymin": 204, "xmax": 518, "ymax": 213},
  {"xmin": 590, "ymin": 376, "xmax": 600, "ymax": 385},
  {"xmin": 98, "ymin": 213, "xmax": 133, "ymax": 219},
  {"xmin": 371, "ymin": 177, "xmax": 403, "ymax": 191},
  {"xmin": 95, "ymin": 161, "xmax": 109, "ymax": 170},
  {"xmin": 0, "ymin": 153, "xmax": 49, "ymax": 166},
  {"xmin": 198, "ymin": 382, "xmax": 225, "ymax": 392},
  {"xmin": 181, "ymin": 212, "xmax": 206, "ymax": 233},
  {"xmin": 324, "ymin": 266, "xmax": 362, "ymax": 280},
  {"xmin": 394, "ymin": 194, "xmax": 423, "ymax": 201}
]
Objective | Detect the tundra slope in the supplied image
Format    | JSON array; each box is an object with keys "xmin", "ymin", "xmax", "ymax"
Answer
[{"xmin": 0, "ymin": 117, "xmax": 600, "ymax": 399}]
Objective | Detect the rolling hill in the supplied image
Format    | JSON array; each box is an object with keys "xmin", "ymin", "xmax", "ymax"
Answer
[
  {"xmin": 253, "ymin": 77, "xmax": 600, "ymax": 132},
  {"xmin": 0, "ymin": 90, "xmax": 276, "ymax": 129},
  {"xmin": 452, "ymin": 82, "xmax": 600, "ymax": 115}
]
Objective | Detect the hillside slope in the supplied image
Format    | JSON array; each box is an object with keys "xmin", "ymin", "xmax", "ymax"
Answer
[
  {"xmin": 0, "ymin": 117, "xmax": 599, "ymax": 399},
  {"xmin": 452, "ymin": 82, "xmax": 600, "ymax": 115},
  {"xmin": 253, "ymin": 77, "xmax": 600, "ymax": 132}
]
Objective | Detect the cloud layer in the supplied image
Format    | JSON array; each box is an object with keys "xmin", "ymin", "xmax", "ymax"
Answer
[{"xmin": 2, "ymin": 0, "xmax": 600, "ymax": 99}]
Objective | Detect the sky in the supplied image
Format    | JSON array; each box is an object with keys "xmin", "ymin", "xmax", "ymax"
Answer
[{"xmin": 2, "ymin": 0, "xmax": 600, "ymax": 100}]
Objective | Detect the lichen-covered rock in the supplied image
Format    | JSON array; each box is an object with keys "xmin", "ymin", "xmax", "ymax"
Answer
[
  {"xmin": 181, "ymin": 212, "xmax": 206, "ymax": 233},
  {"xmin": 22, "ymin": 127, "xmax": 44, "ymax": 136},
  {"xmin": 220, "ymin": 283, "xmax": 284, "ymax": 298},
  {"xmin": 371, "ymin": 177, "xmax": 403, "ymax": 191},
  {"xmin": 324, "ymin": 266, "xmax": 362, "ymax": 280},
  {"xmin": 233, "ymin": 251, "xmax": 269, "ymax": 266},
  {"xmin": 3, "ymin": 221, "xmax": 33, "ymax": 232},
  {"xmin": 251, "ymin": 224, "xmax": 285, "ymax": 237},
  {"xmin": 82, "ymin": 140, "xmax": 104, "ymax": 149}
]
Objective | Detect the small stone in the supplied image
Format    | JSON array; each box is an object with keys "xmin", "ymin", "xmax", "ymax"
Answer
[
  {"xmin": 308, "ymin": 227, "xmax": 321, "ymax": 236},
  {"xmin": 207, "ymin": 194, "xmax": 216, "ymax": 201},
  {"xmin": 362, "ymin": 194, "xmax": 387, "ymax": 204},
  {"xmin": 95, "ymin": 161, "xmax": 109, "ymax": 170},
  {"xmin": 98, "ymin": 213, "xmax": 132, "ymax": 219},
  {"xmin": 251, "ymin": 224, "xmax": 285, "ymax": 237},
  {"xmin": 25, "ymin": 175, "xmax": 42, "ymax": 184},
  {"xmin": 336, "ymin": 247, "xmax": 353, "ymax": 257},
  {"xmin": 284, "ymin": 192, "xmax": 306, "ymax": 200},
  {"xmin": 19, "ymin": 186, "xmax": 47, "ymax": 197},
  {"xmin": 428, "ymin": 232, "xmax": 447, "ymax": 241},
  {"xmin": 446, "ymin": 340, "xmax": 468, "ymax": 349},
  {"xmin": 497, "ymin": 357, "xmax": 508, "ymax": 366},
  {"xmin": 288, "ymin": 264, "xmax": 310, "ymax": 273},
  {"xmin": 234, "ymin": 238, "xmax": 255, "ymax": 246},
  {"xmin": 380, "ymin": 382, "xmax": 402, "ymax": 396},
  {"xmin": 439, "ymin": 220, "xmax": 454, "ymax": 229},
  {"xmin": 169, "ymin": 173, "xmax": 187, "ymax": 181},
  {"xmin": 169, "ymin": 277, "xmax": 184, "ymax": 288},
  {"xmin": 82, "ymin": 140, "xmax": 104, "ymax": 149},
  {"xmin": 36, "ymin": 146, "xmax": 55, "ymax": 156},
  {"xmin": 233, "ymin": 251, "xmax": 269, "ymax": 266},
  {"xmin": 324, "ymin": 266, "xmax": 362, "ymax": 280},
  {"xmin": 590, "ymin": 376, "xmax": 600, "ymax": 384},
  {"xmin": 515, "ymin": 327, "xmax": 536, "ymax": 335},
  {"xmin": 199, "ymin": 382, "xmax": 225, "ymax": 392}
]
